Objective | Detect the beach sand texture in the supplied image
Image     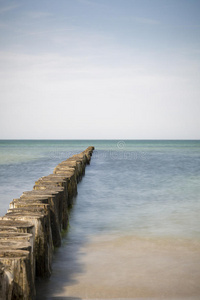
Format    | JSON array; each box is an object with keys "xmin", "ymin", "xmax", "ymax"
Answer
[{"xmin": 44, "ymin": 234, "xmax": 200, "ymax": 299}]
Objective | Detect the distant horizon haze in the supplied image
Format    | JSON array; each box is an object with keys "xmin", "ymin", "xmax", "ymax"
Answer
[{"xmin": 0, "ymin": 0, "xmax": 199, "ymax": 139}]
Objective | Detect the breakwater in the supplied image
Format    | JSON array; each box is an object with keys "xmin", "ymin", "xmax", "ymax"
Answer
[{"xmin": 0, "ymin": 146, "xmax": 94, "ymax": 300}]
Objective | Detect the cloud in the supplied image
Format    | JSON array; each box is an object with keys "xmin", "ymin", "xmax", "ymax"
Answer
[
  {"xmin": 0, "ymin": 47, "xmax": 199, "ymax": 139},
  {"xmin": 25, "ymin": 11, "xmax": 53, "ymax": 19},
  {"xmin": 77, "ymin": 0, "xmax": 108, "ymax": 9},
  {"xmin": 0, "ymin": 0, "xmax": 199, "ymax": 139},
  {"xmin": 134, "ymin": 17, "xmax": 160, "ymax": 25},
  {"xmin": 17, "ymin": 28, "xmax": 75, "ymax": 39},
  {"xmin": 0, "ymin": 3, "xmax": 20, "ymax": 14},
  {"xmin": 78, "ymin": 0, "xmax": 96, "ymax": 5}
]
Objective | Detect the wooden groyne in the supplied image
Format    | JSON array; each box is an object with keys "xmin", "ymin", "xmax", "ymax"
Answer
[{"xmin": 0, "ymin": 146, "xmax": 94, "ymax": 300}]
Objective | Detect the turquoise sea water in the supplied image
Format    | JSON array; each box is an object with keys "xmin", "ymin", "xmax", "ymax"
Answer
[
  {"xmin": 0, "ymin": 140, "xmax": 94, "ymax": 217},
  {"xmin": 0, "ymin": 140, "xmax": 199, "ymax": 239},
  {"xmin": 0, "ymin": 140, "xmax": 200, "ymax": 298}
]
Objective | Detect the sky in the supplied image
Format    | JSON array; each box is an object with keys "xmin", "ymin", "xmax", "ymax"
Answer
[{"xmin": 0, "ymin": 0, "xmax": 200, "ymax": 139}]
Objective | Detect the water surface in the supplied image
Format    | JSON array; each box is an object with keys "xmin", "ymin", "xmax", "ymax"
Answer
[{"xmin": 0, "ymin": 140, "xmax": 200, "ymax": 299}]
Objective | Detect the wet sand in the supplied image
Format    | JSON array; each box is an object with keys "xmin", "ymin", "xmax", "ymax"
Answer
[{"xmin": 48, "ymin": 234, "xmax": 200, "ymax": 299}]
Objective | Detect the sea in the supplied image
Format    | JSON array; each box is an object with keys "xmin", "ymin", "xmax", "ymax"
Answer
[{"xmin": 0, "ymin": 140, "xmax": 200, "ymax": 300}]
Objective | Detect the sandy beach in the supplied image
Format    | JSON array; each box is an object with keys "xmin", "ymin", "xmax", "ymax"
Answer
[{"xmin": 47, "ymin": 234, "xmax": 200, "ymax": 299}]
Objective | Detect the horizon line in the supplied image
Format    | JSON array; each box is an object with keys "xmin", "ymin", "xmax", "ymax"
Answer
[{"xmin": 0, "ymin": 138, "xmax": 200, "ymax": 141}]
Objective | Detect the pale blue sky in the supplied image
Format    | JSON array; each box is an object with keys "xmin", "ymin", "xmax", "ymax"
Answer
[{"xmin": 0, "ymin": 0, "xmax": 200, "ymax": 139}]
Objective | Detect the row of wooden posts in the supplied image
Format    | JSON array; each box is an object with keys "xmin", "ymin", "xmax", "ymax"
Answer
[{"xmin": 0, "ymin": 146, "xmax": 94, "ymax": 300}]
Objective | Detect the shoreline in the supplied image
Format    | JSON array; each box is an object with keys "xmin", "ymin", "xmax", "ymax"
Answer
[{"xmin": 36, "ymin": 234, "xmax": 200, "ymax": 299}]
